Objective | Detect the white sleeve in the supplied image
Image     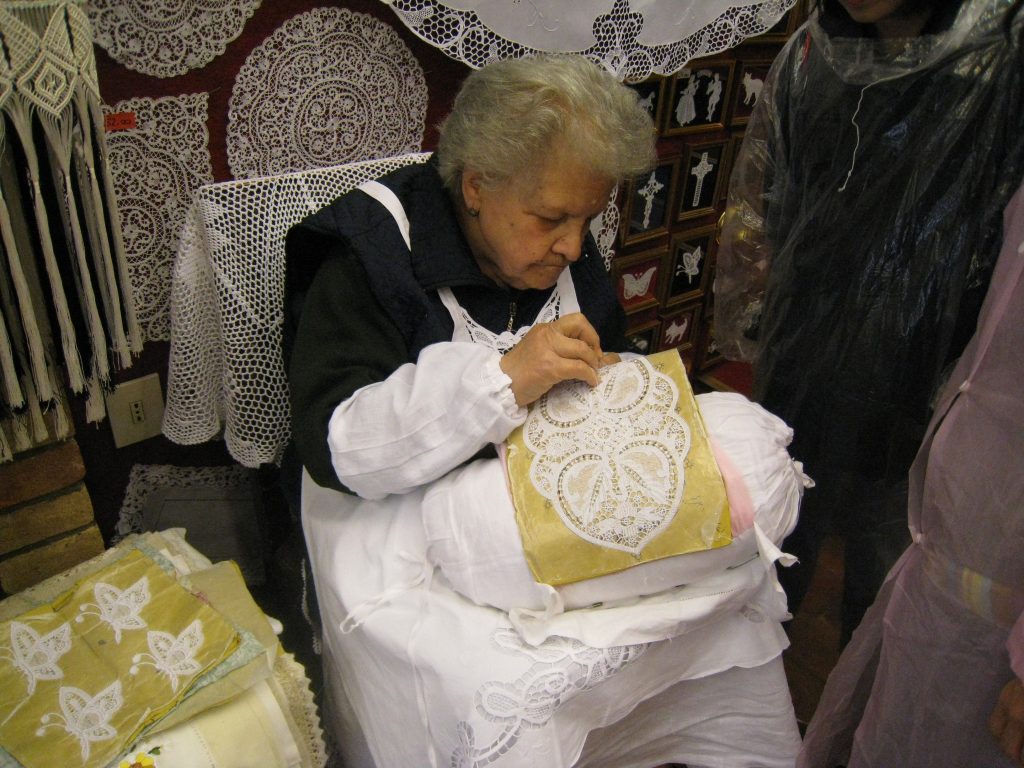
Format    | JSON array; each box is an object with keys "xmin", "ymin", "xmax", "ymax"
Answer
[{"xmin": 327, "ymin": 341, "xmax": 527, "ymax": 499}]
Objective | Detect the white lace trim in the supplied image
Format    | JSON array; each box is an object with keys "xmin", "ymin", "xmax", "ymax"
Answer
[
  {"xmin": 453, "ymin": 628, "xmax": 648, "ymax": 766},
  {"xmin": 88, "ymin": 0, "xmax": 261, "ymax": 78},
  {"xmin": 387, "ymin": 0, "xmax": 796, "ymax": 80},
  {"xmin": 227, "ymin": 7, "xmax": 428, "ymax": 179},
  {"xmin": 105, "ymin": 93, "xmax": 214, "ymax": 342},
  {"xmin": 523, "ymin": 355, "xmax": 692, "ymax": 554}
]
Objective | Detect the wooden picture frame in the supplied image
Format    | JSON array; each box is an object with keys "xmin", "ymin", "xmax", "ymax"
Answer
[
  {"xmin": 730, "ymin": 60, "xmax": 771, "ymax": 127},
  {"xmin": 719, "ymin": 131, "xmax": 745, "ymax": 204},
  {"xmin": 620, "ymin": 158, "xmax": 678, "ymax": 246},
  {"xmin": 697, "ymin": 314, "xmax": 725, "ymax": 371},
  {"xmin": 611, "ymin": 249, "xmax": 668, "ymax": 314},
  {"xmin": 677, "ymin": 141, "xmax": 726, "ymax": 222},
  {"xmin": 658, "ymin": 301, "xmax": 702, "ymax": 353},
  {"xmin": 624, "ymin": 317, "xmax": 662, "ymax": 356},
  {"xmin": 666, "ymin": 226, "xmax": 716, "ymax": 305},
  {"xmin": 663, "ymin": 61, "xmax": 734, "ymax": 136},
  {"xmin": 753, "ymin": 2, "xmax": 803, "ymax": 42},
  {"xmin": 625, "ymin": 76, "xmax": 668, "ymax": 135}
]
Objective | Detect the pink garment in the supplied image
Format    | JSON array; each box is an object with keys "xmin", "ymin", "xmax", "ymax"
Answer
[{"xmin": 798, "ymin": 181, "xmax": 1024, "ymax": 767}]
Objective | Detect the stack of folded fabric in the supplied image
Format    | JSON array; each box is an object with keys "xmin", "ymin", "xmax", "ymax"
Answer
[{"xmin": 0, "ymin": 529, "xmax": 326, "ymax": 768}]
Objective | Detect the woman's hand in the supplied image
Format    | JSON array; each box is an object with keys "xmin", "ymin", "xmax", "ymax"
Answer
[
  {"xmin": 500, "ymin": 313, "xmax": 607, "ymax": 406},
  {"xmin": 990, "ymin": 677, "xmax": 1024, "ymax": 765}
]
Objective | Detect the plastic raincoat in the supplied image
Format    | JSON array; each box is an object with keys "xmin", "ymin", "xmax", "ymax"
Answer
[
  {"xmin": 715, "ymin": 0, "xmax": 1024, "ymax": 635},
  {"xmin": 796, "ymin": 176, "xmax": 1024, "ymax": 768}
]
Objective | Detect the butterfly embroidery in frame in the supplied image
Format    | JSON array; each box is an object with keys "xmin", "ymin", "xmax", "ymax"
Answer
[
  {"xmin": 36, "ymin": 680, "xmax": 124, "ymax": 761},
  {"xmin": 77, "ymin": 576, "xmax": 150, "ymax": 643},
  {"xmin": 622, "ymin": 266, "xmax": 657, "ymax": 300},
  {"xmin": 130, "ymin": 619, "xmax": 205, "ymax": 692}
]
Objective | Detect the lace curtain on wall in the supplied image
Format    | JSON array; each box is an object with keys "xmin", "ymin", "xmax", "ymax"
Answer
[
  {"xmin": 0, "ymin": 0, "xmax": 141, "ymax": 460},
  {"xmin": 384, "ymin": 0, "xmax": 797, "ymax": 79}
]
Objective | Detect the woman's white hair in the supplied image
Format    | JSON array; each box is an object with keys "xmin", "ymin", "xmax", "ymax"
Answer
[{"xmin": 436, "ymin": 54, "xmax": 656, "ymax": 193}]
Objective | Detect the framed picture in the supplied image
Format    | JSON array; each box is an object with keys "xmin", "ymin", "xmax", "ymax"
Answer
[
  {"xmin": 658, "ymin": 301, "xmax": 702, "ymax": 352},
  {"xmin": 625, "ymin": 76, "xmax": 668, "ymax": 135},
  {"xmin": 666, "ymin": 226, "xmax": 716, "ymax": 305},
  {"xmin": 664, "ymin": 61, "xmax": 734, "ymax": 135},
  {"xmin": 754, "ymin": 4, "xmax": 803, "ymax": 42},
  {"xmin": 611, "ymin": 249, "xmax": 668, "ymax": 314},
  {"xmin": 620, "ymin": 158, "xmax": 678, "ymax": 246},
  {"xmin": 731, "ymin": 60, "xmax": 771, "ymax": 126},
  {"xmin": 624, "ymin": 318, "xmax": 662, "ymax": 356},
  {"xmin": 697, "ymin": 315, "xmax": 725, "ymax": 371},
  {"xmin": 719, "ymin": 131, "xmax": 745, "ymax": 203},
  {"xmin": 677, "ymin": 141, "xmax": 726, "ymax": 221}
]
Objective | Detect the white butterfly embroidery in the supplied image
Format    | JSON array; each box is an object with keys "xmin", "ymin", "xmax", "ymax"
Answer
[
  {"xmin": 622, "ymin": 266, "xmax": 656, "ymax": 299},
  {"xmin": 678, "ymin": 245, "xmax": 703, "ymax": 284},
  {"xmin": 36, "ymin": 680, "xmax": 123, "ymax": 761},
  {"xmin": 76, "ymin": 576, "xmax": 150, "ymax": 643},
  {"xmin": 0, "ymin": 620, "xmax": 72, "ymax": 696},
  {"xmin": 130, "ymin": 619, "xmax": 205, "ymax": 692}
]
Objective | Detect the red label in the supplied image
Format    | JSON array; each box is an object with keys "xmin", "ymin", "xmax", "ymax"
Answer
[{"xmin": 104, "ymin": 112, "xmax": 137, "ymax": 132}]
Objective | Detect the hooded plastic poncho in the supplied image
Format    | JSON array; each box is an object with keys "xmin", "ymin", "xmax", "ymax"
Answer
[{"xmin": 715, "ymin": 0, "xmax": 1024, "ymax": 485}]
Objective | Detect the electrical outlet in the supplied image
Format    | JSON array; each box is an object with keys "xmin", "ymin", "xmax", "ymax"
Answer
[{"xmin": 105, "ymin": 373, "xmax": 165, "ymax": 448}]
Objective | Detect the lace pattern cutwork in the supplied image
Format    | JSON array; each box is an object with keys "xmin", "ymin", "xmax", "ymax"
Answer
[
  {"xmin": 88, "ymin": 0, "xmax": 261, "ymax": 78},
  {"xmin": 389, "ymin": 0, "xmax": 796, "ymax": 80},
  {"xmin": 226, "ymin": 7, "xmax": 428, "ymax": 179},
  {"xmin": 105, "ymin": 94, "xmax": 214, "ymax": 342},
  {"xmin": 525, "ymin": 355, "xmax": 691, "ymax": 555}
]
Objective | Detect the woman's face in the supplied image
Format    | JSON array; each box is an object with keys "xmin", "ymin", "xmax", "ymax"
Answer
[{"xmin": 460, "ymin": 147, "xmax": 614, "ymax": 291}]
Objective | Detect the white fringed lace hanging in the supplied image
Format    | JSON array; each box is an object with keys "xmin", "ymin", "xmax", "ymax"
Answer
[
  {"xmin": 382, "ymin": 0, "xmax": 797, "ymax": 79},
  {"xmin": 0, "ymin": 0, "xmax": 142, "ymax": 457}
]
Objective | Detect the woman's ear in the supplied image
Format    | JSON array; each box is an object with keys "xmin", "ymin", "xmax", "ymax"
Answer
[{"xmin": 461, "ymin": 168, "xmax": 483, "ymax": 213}]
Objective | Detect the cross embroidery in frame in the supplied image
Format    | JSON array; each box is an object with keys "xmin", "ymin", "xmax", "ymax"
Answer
[
  {"xmin": 678, "ymin": 142, "xmax": 725, "ymax": 222},
  {"xmin": 621, "ymin": 158, "xmax": 677, "ymax": 246}
]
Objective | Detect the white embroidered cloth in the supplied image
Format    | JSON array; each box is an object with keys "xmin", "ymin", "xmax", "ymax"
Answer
[
  {"xmin": 105, "ymin": 94, "xmax": 214, "ymax": 342},
  {"xmin": 385, "ymin": 0, "xmax": 798, "ymax": 79},
  {"xmin": 87, "ymin": 0, "xmax": 261, "ymax": 78},
  {"xmin": 226, "ymin": 8, "xmax": 428, "ymax": 179}
]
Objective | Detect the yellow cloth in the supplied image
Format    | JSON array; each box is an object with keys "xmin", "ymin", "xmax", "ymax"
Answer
[
  {"xmin": 0, "ymin": 549, "xmax": 239, "ymax": 768},
  {"xmin": 506, "ymin": 350, "xmax": 731, "ymax": 585}
]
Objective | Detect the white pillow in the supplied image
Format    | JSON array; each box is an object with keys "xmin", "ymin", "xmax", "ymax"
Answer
[{"xmin": 421, "ymin": 391, "xmax": 809, "ymax": 612}]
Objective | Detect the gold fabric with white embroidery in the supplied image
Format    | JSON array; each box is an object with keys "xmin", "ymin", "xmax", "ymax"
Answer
[
  {"xmin": 506, "ymin": 350, "xmax": 731, "ymax": 586},
  {"xmin": 0, "ymin": 549, "xmax": 239, "ymax": 768}
]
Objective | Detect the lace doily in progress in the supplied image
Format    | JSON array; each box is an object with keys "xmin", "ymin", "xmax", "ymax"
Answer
[
  {"xmin": 387, "ymin": 0, "xmax": 796, "ymax": 79},
  {"xmin": 526, "ymin": 355, "xmax": 691, "ymax": 554},
  {"xmin": 87, "ymin": 0, "xmax": 260, "ymax": 78},
  {"xmin": 227, "ymin": 7, "xmax": 428, "ymax": 179},
  {"xmin": 506, "ymin": 350, "xmax": 732, "ymax": 585},
  {"xmin": 105, "ymin": 94, "xmax": 213, "ymax": 342},
  {"xmin": 164, "ymin": 154, "xmax": 430, "ymax": 467}
]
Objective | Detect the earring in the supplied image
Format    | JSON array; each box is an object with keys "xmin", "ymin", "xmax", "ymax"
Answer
[{"xmin": 468, "ymin": 207, "xmax": 479, "ymax": 217}]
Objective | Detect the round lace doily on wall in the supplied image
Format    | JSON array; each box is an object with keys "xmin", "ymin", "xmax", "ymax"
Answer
[
  {"xmin": 388, "ymin": 0, "xmax": 795, "ymax": 80},
  {"xmin": 227, "ymin": 7, "xmax": 428, "ymax": 179},
  {"xmin": 104, "ymin": 94, "xmax": 214, "ymax": 342},
  {"xmin": 88, "ymin": 0, "xmax": 261, "ymax": 78}
]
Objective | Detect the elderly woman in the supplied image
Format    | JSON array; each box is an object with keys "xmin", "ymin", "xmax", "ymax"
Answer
[{"xmin": 287, "ymin": 55, "xmax": 800, "ymax": 768}]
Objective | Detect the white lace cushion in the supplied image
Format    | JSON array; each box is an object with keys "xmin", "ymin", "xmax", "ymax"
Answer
[{"xmin": 422, "ymin": 391, "xmax": 806, "ymax": 612}]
